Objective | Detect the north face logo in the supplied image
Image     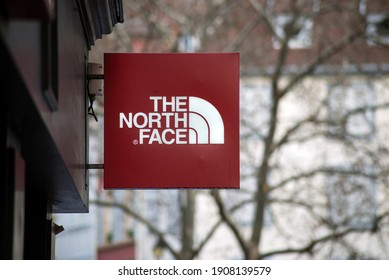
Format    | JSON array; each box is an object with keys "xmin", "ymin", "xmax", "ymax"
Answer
[
  {"xmin": 104, "ymin": 53, "xmax": 239, "ymax": 189},
  {"xmin": 119, "ymin": 96, "xmax": 224, "ymax": 145}
]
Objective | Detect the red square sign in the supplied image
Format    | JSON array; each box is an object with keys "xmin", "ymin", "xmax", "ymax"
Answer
[{"xmin": 104, "ymin": 53, "xmax": 239, "ymax": 189}]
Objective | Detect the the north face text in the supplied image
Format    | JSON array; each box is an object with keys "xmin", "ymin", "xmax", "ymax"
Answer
[{"xmin": 119, "ymin": 96, "xmax": 224, "ymax": 145}]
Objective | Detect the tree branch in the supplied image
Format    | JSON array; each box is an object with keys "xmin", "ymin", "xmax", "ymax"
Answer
[
  {"xmin": 270, "ymin": 166, "xmax": 377, "ymax": 193},
  {"xmin": 249, "ymin": 0, "xmax": 278, "ymax": 39},
  {"xmin": 211, "ymin": 190, "xmax": 249, "ymax": 258},
  {"xmin": 91, "ymin": 199, "xmax": 180, "ymax": 259},
  {"xmin": 280, "ymin": 27, "xmax": 365, "ymax": 97},
  {"xmin": 224, "ymin": 14, "xmax": 262, "ymax": 52},
  {"xmin": 271, "ymin": 109, "xmax": 322, "ymax": 153},
  {"xmin": 260, "ymin": 211, "xmax": 389, "ymax": 259},
  {"xmin": 260, "ymin": 228, "xmax": 353, "ymax": 258}
]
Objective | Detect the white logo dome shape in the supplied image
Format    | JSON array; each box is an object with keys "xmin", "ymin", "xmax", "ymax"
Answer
[{"xmin": 188, "ymin": 97, "xmax": 224, "ymax": 144}]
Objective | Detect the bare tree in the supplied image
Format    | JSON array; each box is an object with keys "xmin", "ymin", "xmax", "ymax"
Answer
[{"xmin": 91, "ymin": 0, "xmax": 389, "ymax": 259}]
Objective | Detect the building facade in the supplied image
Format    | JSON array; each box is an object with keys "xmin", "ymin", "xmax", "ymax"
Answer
[{"xmin": 1, "ymin": 0, "xmax": 123, "ymax": 259}]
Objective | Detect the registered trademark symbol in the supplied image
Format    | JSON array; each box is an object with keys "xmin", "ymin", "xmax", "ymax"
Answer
[{"xmin": 133, "ymin": 139, "xmax": 138, "ymax": 145}]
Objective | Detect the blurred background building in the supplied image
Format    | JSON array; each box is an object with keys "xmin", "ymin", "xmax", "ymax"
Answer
[{"xmin": 49, "ymin": 0, "xmax": 389, "ymax": 260}]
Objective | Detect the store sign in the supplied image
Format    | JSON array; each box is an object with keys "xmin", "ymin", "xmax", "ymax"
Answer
[{"xmin": 104, "ymin": 53, "xmax": 239, "ymax": 189}]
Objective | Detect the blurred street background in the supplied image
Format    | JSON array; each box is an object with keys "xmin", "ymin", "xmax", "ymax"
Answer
[{"xmin": 55, "ymin": 0, "xmax": 389, "ymax": 260}]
